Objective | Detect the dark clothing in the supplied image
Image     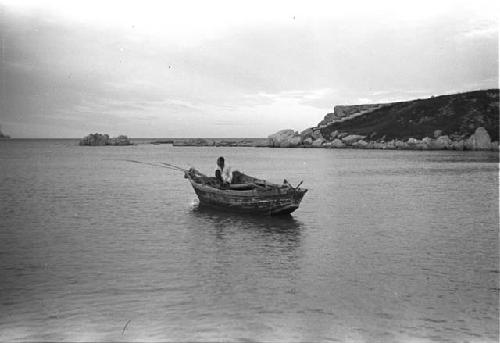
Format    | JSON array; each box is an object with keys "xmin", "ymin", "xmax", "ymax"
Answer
[
  {"xmin": 215, "ymin": 169, "xmax": 223, "ymax": 183},
  {"xmin": 231, "ymin": 170, "xmax": 244, "ymax": 184}
]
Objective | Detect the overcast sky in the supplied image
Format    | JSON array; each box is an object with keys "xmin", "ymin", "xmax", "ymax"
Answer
[{"xmin": 0, "ymin": 0, "xmax": 498, "ymax": 138}]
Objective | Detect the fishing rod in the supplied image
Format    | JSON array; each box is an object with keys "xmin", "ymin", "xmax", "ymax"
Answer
[
  {"xmin": 123, "ymin": 159, "xmax": 210, "ymax": 177},
  {"xmin": 160, "ymin": 162, "xmax": 187, "ymax": 172},
  {"xmin": 118, "ymin": 159, "xmax": 185, "ymax": 172},
  {"xmin": 159, "ymin": 162, "xmax": 208, "ymax": 177},
  {"xmin": 119, "ymin": 159, "xmax": 210, "ymax": 178}
]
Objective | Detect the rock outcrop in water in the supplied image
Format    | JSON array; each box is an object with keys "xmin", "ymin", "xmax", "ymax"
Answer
[
  {"xmin": 0, "ymin": 125, "xmax": 10, "ymax": 139},
  {"xmin": 267, "ymin": 89, "xmax": 499, "ymax": 151},
  {"xmin": 110, "ymin": 135, "xmax": 133, "ymax": 146},
  {"xmin": 79, "ymin": 133, "xmax": 132, "ymax": 146}
]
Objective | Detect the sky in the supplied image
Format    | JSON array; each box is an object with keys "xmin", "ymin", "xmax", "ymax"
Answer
[{"xmin": 0, "ymin": 0, "xmax": 498, "ymax": 138}]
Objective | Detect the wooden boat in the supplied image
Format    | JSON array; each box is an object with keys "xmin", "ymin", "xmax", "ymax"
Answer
[{"xmin": 185, "ymin": 168, "xmax": 307, "ymax": 215}]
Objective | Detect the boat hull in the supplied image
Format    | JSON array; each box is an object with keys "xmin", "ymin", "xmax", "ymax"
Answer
[{"xmin": 189, "ymin": 179, "xmax": 307, "ymax": 215}]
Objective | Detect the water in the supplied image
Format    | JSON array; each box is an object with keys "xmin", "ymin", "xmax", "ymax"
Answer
[{"xmin": 0, "ymin": 139, "xmax": 498, "ymax": 342}]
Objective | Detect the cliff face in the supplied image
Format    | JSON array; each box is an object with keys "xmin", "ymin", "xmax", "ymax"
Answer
[
  {"xmin": 318, "ymin": 103, "xmax": 390, "ymax": 126},
  {"xmin": 319, "ymin": 89, "xmax": 499, "ymax": 141}
]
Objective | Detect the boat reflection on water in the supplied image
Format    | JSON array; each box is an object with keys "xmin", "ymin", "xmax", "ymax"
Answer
[
  {"xmin": 184, "ymin": 203, "xmax": 305, "ymax": 306},
  {"xmin": 190, "ymin": 202, "xmax": 304, "ymax": 238},
  {"xmin": 186, "ymin": 201, "xmax": 304, "ymax": 259}
]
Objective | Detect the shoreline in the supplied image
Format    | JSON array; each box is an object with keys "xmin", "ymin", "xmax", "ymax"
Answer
[
  {"xmin": 3, "ymin": 137, "xmax": 498, "ymax": 152},
  {"xmin": 160, "ymin": 137, "xmax": 499, "ymax": 151}
]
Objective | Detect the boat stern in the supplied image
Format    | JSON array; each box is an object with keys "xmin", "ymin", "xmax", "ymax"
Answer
[{"xmin": 270, "ymin": 187, "xmax": 308, "ymax": 215}]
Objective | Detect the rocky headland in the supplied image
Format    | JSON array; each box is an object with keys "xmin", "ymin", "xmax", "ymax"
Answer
[
  {"xmin": 267, "ymin": 89, "xmax": 499, "ymax": 151},
  {"xmin": 79, "ymin": 133, "xmax": 132, "ymax": 146}
]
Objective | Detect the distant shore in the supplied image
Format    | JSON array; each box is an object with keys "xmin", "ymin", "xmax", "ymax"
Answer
[
  {"xmin": 146, "ymin": 134, "xmax": 499, "ymax": 151},
  {"xmin": 2, "ymin": 137, "xmax": 498, "ymax": 151}
]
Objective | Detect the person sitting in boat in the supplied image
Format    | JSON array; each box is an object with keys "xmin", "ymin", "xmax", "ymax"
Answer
[
  {"xmin": 216, "ymin": 156, "xmax": 246, "ymax": 186},
  {"xmin": 216, "ymin": 156, "xmax": 233, "ymax": 184}
]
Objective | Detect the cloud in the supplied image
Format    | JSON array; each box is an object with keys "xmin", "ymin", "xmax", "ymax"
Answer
[{"xmin": 0, "ymin": 1, "xmax": 498, "ymax": 137}]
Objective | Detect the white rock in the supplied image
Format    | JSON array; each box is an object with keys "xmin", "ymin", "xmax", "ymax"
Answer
[
  {"xmin": 353, "ymin": 140, "xmax": 369, "ymax": 148},
  {"xmin": 465, "ymin": 127, "xmax": 491, "ymax": 150},
  {"xmin": 268, "ymin": 129, "xmax": 300, "ymax": 147},
  {"xmin": 312, "ymin": 138, "xmax": 326, "ymax": 147},
  {"xmin": 331, "ymin": 139, "xmax": 345, "ymax": 148},
  {"xmin": 342, "ymin": 134, "xmax": 366, "ymax": 145},
  {"xmin": 303, "ymin": 137, "xmax": 313, "ymax": 145}
]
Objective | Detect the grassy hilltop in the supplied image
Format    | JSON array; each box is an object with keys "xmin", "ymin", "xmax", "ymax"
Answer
[{"xmin": 319, "ymin": 89, "xmax": 499, "ymax": 142}]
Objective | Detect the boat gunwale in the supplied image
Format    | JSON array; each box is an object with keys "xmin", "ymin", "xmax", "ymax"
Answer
[{"xmin": 187, "ymin": 175, "xmax": 307, "ymax": 198}]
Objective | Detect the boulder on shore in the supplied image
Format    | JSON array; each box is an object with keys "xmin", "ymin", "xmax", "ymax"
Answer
[
  {"xmin": 268, "ymin": 129, "xmax": 302, "ymax": 148},
  {"xmin": 311, "ymin": 138, "xmax": 326, "ymax": 147},
  {"xmin": 300, "ymin": 128, "xmax": 314, "ymax": 140},
  {"xmin": 465, "ymin": 127, "xmax": 492, "ymax": 150},
  {"xmin": 311, "ymin": 128, "xmax": 323, "ymax": 140},
  {"xmin": 283, "ymin": 135, "xmax": 302, "ymax": 148},
  {"xmin": 331, "ymin": 139, "xmax": 345, "ymax": 148},
  {"xmin": 429, "ymin": 135, "xmax": 452, "ymax": 150},
  {"xmin": 303, "ymin": 137, "xmax": 313, "ymax": 146},
  {"xmin": 330, "ymin": 130, "xmax": 339, "ymax": 140},
  {"xmin": 267, "ymin": 121, "xmax": 497, "ymax": 151},
  {"xmin": 352, "ymin": 140, "xmax": 369, "ymax": 148},
  {"xmin": 342, "ymin": 134, "xmax": 366, "ymax": 145}
]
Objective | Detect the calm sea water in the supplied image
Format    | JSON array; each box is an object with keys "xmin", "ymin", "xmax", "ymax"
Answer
[{"xmin": 0, "ymin": 139, "xmax": 498, "ymax": 342}]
